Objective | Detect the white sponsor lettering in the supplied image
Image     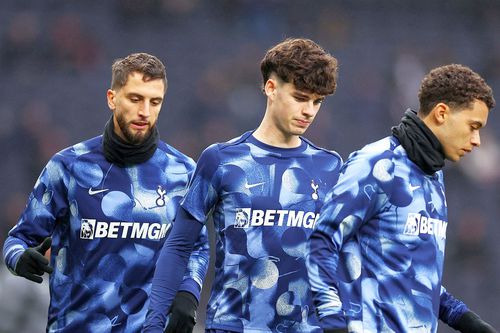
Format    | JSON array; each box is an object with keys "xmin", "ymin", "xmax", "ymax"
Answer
[
  {"xmin": 234, "ymin": 208, "xmax": 318, "ymax": 229},
  {"xmin": 404, "ymin": 213, "xmax": 447, "ymax": 239},
  {"xmin": 80, "ymin": 219, "xmax": 170, "ymax": 240}
]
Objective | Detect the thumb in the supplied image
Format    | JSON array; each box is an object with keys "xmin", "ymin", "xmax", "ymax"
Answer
[{"xmin": 35, "ymin": 237, "xmax": 52, "ymax": 255}]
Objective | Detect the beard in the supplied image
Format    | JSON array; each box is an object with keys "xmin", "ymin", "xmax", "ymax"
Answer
[{"xmin": 116, "ymin": 112, "xmax": 153, "ymax": 145}]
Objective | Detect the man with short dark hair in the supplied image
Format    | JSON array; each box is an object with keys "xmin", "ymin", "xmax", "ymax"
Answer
[
  {"xmin": 3, "ymin": 52, "xmax": 209, "ymax": 333},
  {"xmin": 307, "ymin": 64, "xmax": 497, "ymax": 332}
]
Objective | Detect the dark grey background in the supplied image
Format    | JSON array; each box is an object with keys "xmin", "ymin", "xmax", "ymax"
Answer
[{"xmin": 0, "ymin": 1, "xmax": 498, "ymax": 332}]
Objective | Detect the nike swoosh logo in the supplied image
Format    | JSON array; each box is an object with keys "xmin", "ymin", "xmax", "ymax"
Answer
[
  {"xmin": 409, "ymin": 185, "xmax": 420, "ymax": 192},
  {"xmin": 88, "ymin": 188, "xmax": 109, "ymax": 195},
  {"xmin": 244, "ymin": 182, "xmax": 265, "ymax": 189}
]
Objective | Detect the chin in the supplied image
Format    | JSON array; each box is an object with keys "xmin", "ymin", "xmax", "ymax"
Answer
[{"xmin": 293, "ymin": 128, "xmax": 308, "ymax": 135}]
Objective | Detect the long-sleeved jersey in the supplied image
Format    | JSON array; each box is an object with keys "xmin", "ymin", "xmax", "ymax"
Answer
[
  {"xmin": 145, "ymin": 131, "xmax": 342, "ymax": 332},
  {"xmin": 307, "ymin": 136, "xmax": 468, "ymax": 332},
  {"xmin": 3, "ymin": 135, "xmax": 209, "ymax": 333}
]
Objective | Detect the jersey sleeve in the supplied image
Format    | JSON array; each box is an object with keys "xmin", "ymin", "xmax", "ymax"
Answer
[
  {"xmin": 180, "ymin": 144, "xmax": 223, "ymax": 222},
  {"xmin": 3, "ymin": 156, "xmax": 69, "ymax": 273},
  {"xmin": 143, "ymin": 145, "xmax": 222, "ymax": 332},
  {"xmin": 439, "ymin": 286, "xmax": 469, "ymax": 327},
  {"xmin": 306, "ymin": 150, "xmax": 390, "ymax": 329},
  {"xmin": 178, "ymin": 224, "xmax": 209, "ymax": 300}
]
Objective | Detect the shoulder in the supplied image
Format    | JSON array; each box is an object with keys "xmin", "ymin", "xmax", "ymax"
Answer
[
  {"xmin": 199, "ymin": 131, "xmax": 253, "ymax": 161},
  {"xmin": 300, "ymin": 137, "xmax": 343, "ymax": 164},
  {"xmin": 49, "ymin": 136, "xmax": 102, "ymax": 166},
  {"xmin": 217, "ymin": 131, "xmax": 253, "ymax": 151},
  {"xmin": 156, "ymin": 140, "xmax": 196, "ymax": 171},
  {"xmin": 187, "ymin": 132, "xmax": 254, "ymax": 180},
  {"xmin": 348, "ymin": 136, "xmax": 400, "ymax": 164},
  {"xmin": 338, "ymin": 136, "xmax": 403, "ymax": 184},
  {"xmin": 33, "ymin": 136, "xmax": 102, "ymax": 184}
]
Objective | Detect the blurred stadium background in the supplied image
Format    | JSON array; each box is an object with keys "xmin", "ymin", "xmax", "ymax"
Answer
[{"xmin": 0, "ymin": 1, "xmax": 499, "ymax": 332}]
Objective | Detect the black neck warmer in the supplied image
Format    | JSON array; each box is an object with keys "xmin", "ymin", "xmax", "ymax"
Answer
[
  {"xmin": 102, "ymin": 116, "xmax": 159, "ymax": 167},
  {"xmin": 391, "ymin": 109, "xmax": 445, "ymax": 175}
]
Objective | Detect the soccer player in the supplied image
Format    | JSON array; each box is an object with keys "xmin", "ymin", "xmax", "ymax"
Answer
[
  {"xmin": 307, "ymin": 64, "xmax": 497, "ymax": 332},
  {"xmin": 3, "ymin": 53, "xmax": 209, "ymax": 333},
  {"xmin": 143, "ymin": 38, "xmax": 341, "ymax": 332}
]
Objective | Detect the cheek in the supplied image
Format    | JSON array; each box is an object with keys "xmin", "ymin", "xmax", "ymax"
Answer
[
  {"xmin": 151, "ymin": 109, "xmax": 161, "ymax": 122},
  {"xmin": 114, "ymin": 100, "xmax": 130, "ymax": 114}
]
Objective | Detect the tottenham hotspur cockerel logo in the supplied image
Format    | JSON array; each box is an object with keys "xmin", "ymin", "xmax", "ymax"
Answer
[{"xmin": 311, "ymin": 180, "xmax": 319, "ymax": 200}]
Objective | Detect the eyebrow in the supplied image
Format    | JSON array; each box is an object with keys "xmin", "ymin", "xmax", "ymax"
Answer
[
  {"xmin": 292, "ymin": 91, "xmax": 310, "ymax": 98},
  {"xmin": 126, "ymin": 93, "xmax": 163, "ymax": 101},
  {"xmin": 126, "ymin": 93, "xmax": 143, "ymax": 98},
  {"xmin": 293, "ymin": 91, "xmax": 325, "ymax": 101}
]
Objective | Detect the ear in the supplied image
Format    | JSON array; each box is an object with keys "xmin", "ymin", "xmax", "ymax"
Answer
[
  {"xmin": 264, "ymin": 79, "xmax": 278, "ymax": 98},
  {"xmin": 106, "ymin": 89, "xmax": 116, "ymax": 111},
  {"xmin": 430, "ymin": 102, "xmax": 450, "ymax": 125}
]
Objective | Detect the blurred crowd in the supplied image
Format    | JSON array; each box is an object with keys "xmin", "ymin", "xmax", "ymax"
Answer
[{"xmin": 0, "ymin": 1, "xmax": 499, "ymax": 332}]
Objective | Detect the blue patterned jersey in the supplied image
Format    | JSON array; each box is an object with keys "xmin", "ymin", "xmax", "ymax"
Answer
[
  {"xmin": 181, "ymin": 131, "xmax": 342, "ymax": 332},
  {"xmin": 307, "ymin": 136, "xmax": 468, "ymax": 333},
  {"xmin": 3, "ymin": 136, "xmax": 209, "ymax": 333}
]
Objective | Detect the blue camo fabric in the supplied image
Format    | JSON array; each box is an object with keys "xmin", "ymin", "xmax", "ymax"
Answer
[
  {"xmin": 3, "ymin": 135, "xmax": 209, "ymax": 333},
  {"xmin": 307, "ymin": 136, "xmax": 468, "ymax": 333},
  {"xmin": 180, "ymin": 131, "xmax": 343, "ymax": 332}
]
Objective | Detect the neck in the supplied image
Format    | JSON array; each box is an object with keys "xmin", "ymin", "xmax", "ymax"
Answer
[
  {"xmin": 391, "ymin": 108, "xmax": 445, "ymax": 174},
  {"xmin": 102, "ymin": 116, "xmax": 159, "ymax": 166},
  {"xmin": 253, "ymin": 123, "xmax": 301, "ymax": 148}
]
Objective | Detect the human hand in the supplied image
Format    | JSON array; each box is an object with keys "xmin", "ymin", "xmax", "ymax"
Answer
[
  {"xmin": 164, "ymin": 291, "xmax": 198, "ymax": 333},
  {"xmin": 14, "ymin": 237, "xmax": 53, "ymax": 283}
]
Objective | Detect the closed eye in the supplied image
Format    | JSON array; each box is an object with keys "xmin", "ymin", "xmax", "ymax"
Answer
[
  {"xmin": 128, "ymin": 94, "xmax": 143, "ymax": 103},
  {"xmin": 294, "ymin": 96, "xmax": 308, "ymax": 102},
  {"xmin": 151, "ymin": 98, "xmax": 163, "ymax": 106}
]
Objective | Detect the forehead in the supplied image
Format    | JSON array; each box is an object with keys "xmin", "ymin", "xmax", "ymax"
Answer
[
  {"xmin": 121, "ymin": 72, "xmax": 165, "ymax": 94},
  {"xmin": 457, "ymin": 99, "xmax": 489, "ymax": 126},
  {"xmin": 280, "ymin": 80, "xmax": 324, "ymax": 99}
]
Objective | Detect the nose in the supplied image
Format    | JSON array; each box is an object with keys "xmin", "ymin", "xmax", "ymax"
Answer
[
  {"xmin": 471, "ymin": 130, "xmax": 481, "ymax": 147},
  {"xmin": 138, "ymin": 101, "xmax": 151, "ymax": 118},
  {"xmin": 302, "ymin": 101, "xmax": 317, "ymax": 117}
]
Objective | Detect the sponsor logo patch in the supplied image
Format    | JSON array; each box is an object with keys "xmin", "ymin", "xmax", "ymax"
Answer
[
  {"xmin": 404, "ymin": 213, "xmax": 447, "ymax": 239},
  {"xmin": 234, "ymin": 208, "xmax": 318, "ymax": 229},
  {"xmin": 80, "ymin": 218, "xmax": 171, "ymax": 240}
]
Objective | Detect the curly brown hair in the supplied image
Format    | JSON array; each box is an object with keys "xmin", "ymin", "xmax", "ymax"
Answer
[
  {"xmin": 111, "ymin": 52, "xmax": 167, "ymax": 92},
  {"xmin": 418, "ymin": 64, "xmax": 495, "ymax": 115},
  {"xmin": 260, "ymin": 38, "xmax": 338, "ymax": 96}
]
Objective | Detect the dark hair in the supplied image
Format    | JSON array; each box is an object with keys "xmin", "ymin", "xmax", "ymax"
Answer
[
  {"xmin": 418, "ymin": 64, "xmax": 495, "ymax": 115},
  {"xmin": 110, "ymin": 52, "xmax": 167, "ymax": 91},
  {"xmin": 260, "ymin": 38, "xmax": 338, "ymax": 95}
]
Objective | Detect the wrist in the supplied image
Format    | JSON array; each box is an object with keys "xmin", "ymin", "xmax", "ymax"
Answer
[
  {"xmin": 175, "ymin": 291, "xmax": 198, "ymax": 307},
  {"xmin": 12, "ymin": 249, "xmax": 26, "ymax": 274},
  {"xmin": 454, "ymin": 311, "xmax": 497, "ymax": 333},
  {"xmin": 324, "ymin": 329, "xmax": 349, "ymax": 333}
]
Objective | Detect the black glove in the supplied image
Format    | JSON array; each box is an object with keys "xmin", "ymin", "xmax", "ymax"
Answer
[
  {"xmin": 164, "ymin": 291, "xmax": 198, "ymax": 333},
  {"xmin": 324, "ymin": 329, "xmax": 349, "ymax": 333},
  {"xmin": 454, "ymin": 311, "xmax": 497, "ymax": 333},
  {"xmin": 14, "ymin": 237, "xmax": 53, "ymax": 283}
]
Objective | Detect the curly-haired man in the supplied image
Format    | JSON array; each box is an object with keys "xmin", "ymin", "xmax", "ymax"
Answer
[
  {"xmin": 144, "ymin": 38, "xmax": 342, "ymax": 333},
  {"xmin": 307, "ymin": 63, "xmax": 496, "ymax": 332}
]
